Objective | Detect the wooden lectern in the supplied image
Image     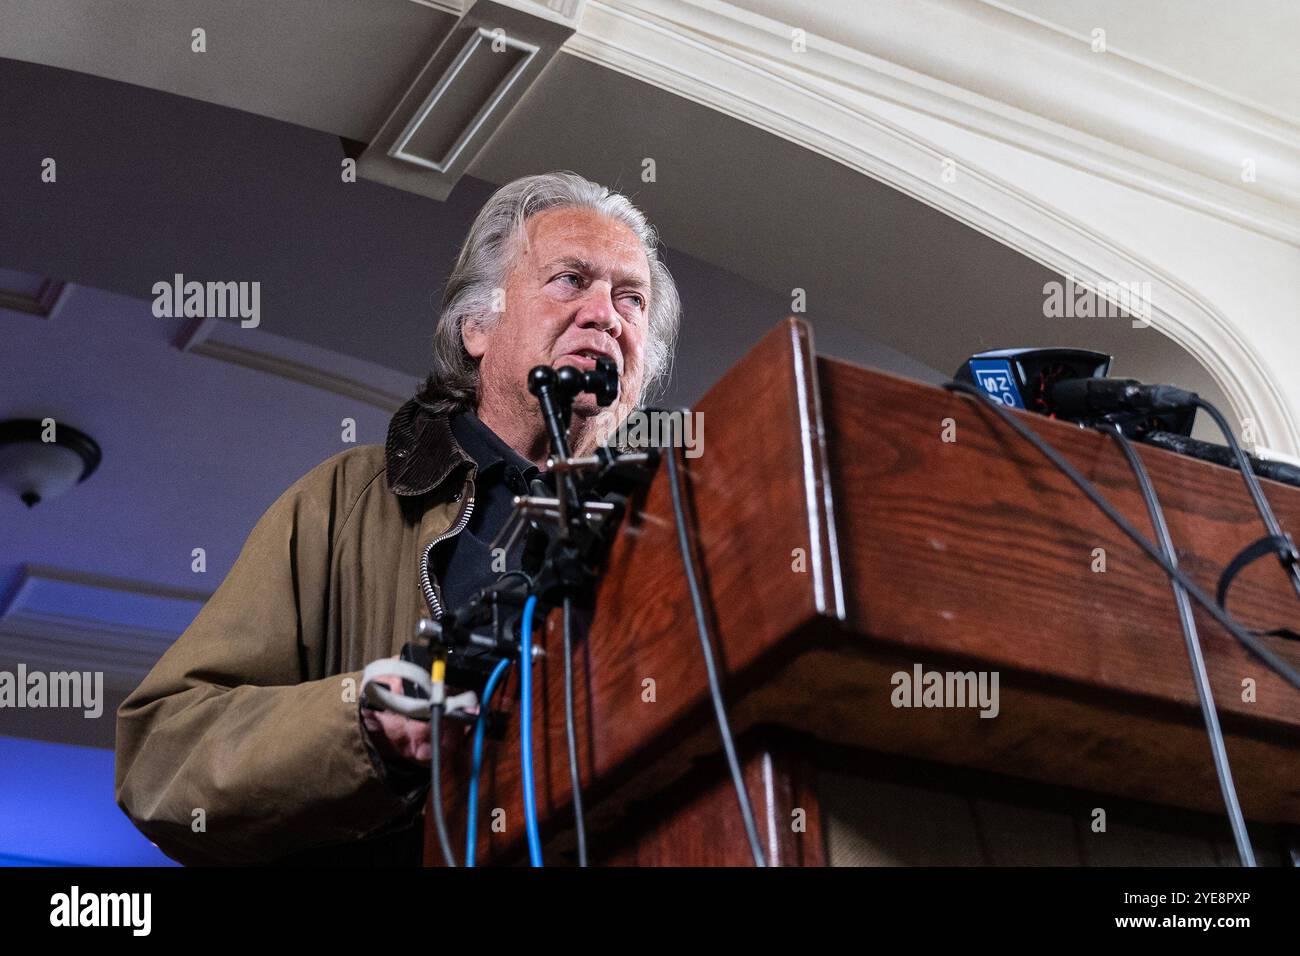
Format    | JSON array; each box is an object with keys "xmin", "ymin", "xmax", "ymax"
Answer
[{"xmin": 428, "ymin": 318, "xmax": 1300, "ymax": 866}]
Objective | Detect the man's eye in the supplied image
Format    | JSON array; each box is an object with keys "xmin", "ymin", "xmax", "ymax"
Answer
[
  {"xmin": 623, "ymin": 293, "xmax": 645, "ymax": 310},
  {"xmin": 557, "ymin": 273, "xmax": 582, "ymax": 287}
]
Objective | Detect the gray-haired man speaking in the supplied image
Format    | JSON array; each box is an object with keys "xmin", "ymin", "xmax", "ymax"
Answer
[{"xmin": 115, "ymin": 172, "xmax": 681, "ymax": 865}]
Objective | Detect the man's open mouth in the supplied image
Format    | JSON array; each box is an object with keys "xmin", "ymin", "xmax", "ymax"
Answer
[{"xmin": 555, "ymin": 350, "xmax": 613, "ymax": 371}]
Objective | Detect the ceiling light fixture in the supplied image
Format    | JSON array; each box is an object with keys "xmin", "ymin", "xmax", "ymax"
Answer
[{"xmin": 0, "ymin": 419, "xmax": 102, "ymax": 508}]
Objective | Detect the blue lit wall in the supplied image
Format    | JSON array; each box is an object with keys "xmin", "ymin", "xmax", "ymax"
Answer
[{"xmin": 0, "ymin": 735, "xmax": 178, "ymax": 866}]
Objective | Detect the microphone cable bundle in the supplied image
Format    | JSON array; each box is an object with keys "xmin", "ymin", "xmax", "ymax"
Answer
[
  {"xmin": 1038, "ymin": 372, "xmax": 1300, "ymax": 625},
  {"xmin": 947, "ymin": 361, "xmax": 1300, "ymax": 865},
  {"xmin": 943, "ymin": 378, "xmax": 1300, "ymax": 687},
  {"xmin": 1104, "ymin": 425, "xmax": 1256, "ymax": 866}
]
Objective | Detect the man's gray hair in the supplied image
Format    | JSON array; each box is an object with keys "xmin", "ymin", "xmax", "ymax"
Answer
[{"xmin": 415, "ymin": 171, "xmax": 681, "ymax": 414}]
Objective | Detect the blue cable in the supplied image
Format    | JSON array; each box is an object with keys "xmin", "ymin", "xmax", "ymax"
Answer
[
  {"xmin": 520, "ymin": 594, "xmax": 544, "ymax": 866},
  {"xmin": 465, "ymin": 656, "xmax": 512, "ymax": 867}
]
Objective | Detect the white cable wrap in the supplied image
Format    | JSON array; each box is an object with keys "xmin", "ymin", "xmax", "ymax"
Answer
[
  {"xmin": 360, "ymin": 658, "xmax": 480, "ymax": 720},
  {"xmin": 445, "ymin": 690, "xmax": 480, "ymax": 715},
  {"xmin": 361, "ymin": 658, "xmax": 435, "ymax": 719}
]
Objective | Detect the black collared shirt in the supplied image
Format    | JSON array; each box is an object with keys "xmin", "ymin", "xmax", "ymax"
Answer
[{"xmin": 434, "ymin": 409, "xmax": 542, "ymax": 616}]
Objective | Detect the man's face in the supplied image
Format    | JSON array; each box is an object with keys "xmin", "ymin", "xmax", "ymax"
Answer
[{"xmin": 463, "ymin": 206, "xmax": 651, "ymax": 421}]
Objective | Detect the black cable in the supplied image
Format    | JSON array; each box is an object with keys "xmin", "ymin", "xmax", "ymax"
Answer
[
  {"xmin": 660, "ymin": 410, "xmax": 768, "ymax": 867},
  {"xmin": 1190, "ymin": 396, "xmax": 1300, "ymax": 602},
  {"xmin": 1138, "ymin": 430, "xmax": 1300, "ymax": 490},
  {"xmin": 944, "ymin": 381, "xmax": 1300, "ymax": 691},
  {"xmin": 1106, "ymin": 425, "xmax": 1256, "ymax": 866},
  {"xmin": 562, "ymin": 595, "xmax": 589, "ymax": 866},
  {"xmin": 496, "ymin": 569, "xmax": 536, "ymax": 592},
  {"xmin": 430, "ymin": 703, "xmax": 458, "ymax": 867}
]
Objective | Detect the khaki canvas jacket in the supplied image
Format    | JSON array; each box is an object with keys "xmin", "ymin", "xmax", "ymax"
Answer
[{"xmin": 114, "ymin": 398, "xmax": 480, "ymax": 865}]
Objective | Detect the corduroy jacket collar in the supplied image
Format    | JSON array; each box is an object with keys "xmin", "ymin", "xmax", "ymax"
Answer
[{"xmin": 384, "ymin": 397, "xmax": 474, "ymax": 497}]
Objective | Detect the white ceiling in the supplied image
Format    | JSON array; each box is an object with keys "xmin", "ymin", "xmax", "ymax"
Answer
[
  {"xmin": 0, "ymin": 0, "xmax": 1231, "ymax": 401},
  {"xmin": 0, "ymin": 0, "xmax": 456, "ymax": 140},
  {"xmin": 725, "ymin": 0, "xmax": 1298, "ymax": 123},
  {"xmin": 992, "ymin": 0, "xmax": 1299, "ymax": 121},
  {"xmin": 469, "ymin": 52, "xmax": 1233, "ymax": 410}
]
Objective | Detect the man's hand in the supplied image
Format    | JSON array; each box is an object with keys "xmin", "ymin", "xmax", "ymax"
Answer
[{"xmin": 361, "ymin": 657, "xmax": 433, "ymax": 767}]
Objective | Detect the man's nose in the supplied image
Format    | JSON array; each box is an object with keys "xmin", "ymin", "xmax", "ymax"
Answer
[{"xmin": 575, "ymin": 282, "xmax": 622, "ymax": 337}]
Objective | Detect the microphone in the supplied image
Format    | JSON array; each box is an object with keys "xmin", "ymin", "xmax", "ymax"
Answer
[
  {"xmin": 1047, "ymin": 378, "xmax": 1199, "ymax": 418},
  {"xmin": 527, "ymin": 355, "xmax": 621, "ymax": 461},
  {"xmin": 953, "ymin": 347, "xmax": 1111, "ymax": 411},
  {"xmin": 954, "ymin": 348, "xmax": 1198, "ymax": 438}
]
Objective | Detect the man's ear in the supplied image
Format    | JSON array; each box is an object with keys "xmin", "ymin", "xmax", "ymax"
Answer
[{"xmin": 462, "ymin": 315, "xmax": 489, "ymax": 359}]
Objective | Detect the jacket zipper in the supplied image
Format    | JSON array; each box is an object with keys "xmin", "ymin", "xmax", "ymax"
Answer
[{"xmin": 420, "ymin": 477, "xmax": 476, "ymax": 620}]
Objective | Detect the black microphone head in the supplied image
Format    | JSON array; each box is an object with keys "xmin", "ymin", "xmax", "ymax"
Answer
[
  {"xmin": 586, "ymin": 356, "xmax": 619, "ymax": 407},
  {"xmin": 528, "ymin": 365, "xmax": 557, "ymax": 396},
  {"xmin": 1045, "ymin": 378, "xmax": 1198, "ymax": 437},
  {"xmin": 555, "ymin": 364, "xmax": 584, "ymax": 397}
]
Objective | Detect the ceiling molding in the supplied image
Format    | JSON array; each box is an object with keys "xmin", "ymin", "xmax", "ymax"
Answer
[
  {"xmin": 175, "ymin": 317, "xmax": 419, "ymax": 413},
  {"xmin": 0, "ymin": 0, "xmax": 461, "ymax": 144},
  {"xmin": 361, "ymin": 0, "xmax": 580, "ymax": 200},
  {"xmin": 408, "ymin": 0, "xmax": 589, "ymax": 28},
  {"xmin": 0, "ymin": 276, "xmax": 70, "ymax": 321},
  {"xmin": 409, "ymin": 0, "xmax": 469, "ymax": 13},
  {"xmin": 576, "ymin": 0, "xmax": 1300, "ymax": 246},
  {"xmin": 0, "ymin": 565, "xmax": 208, "ymax": 686},
  {"xmin": 564, "ymin": 0, "xmax": 1300, "ymax": 453}
]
